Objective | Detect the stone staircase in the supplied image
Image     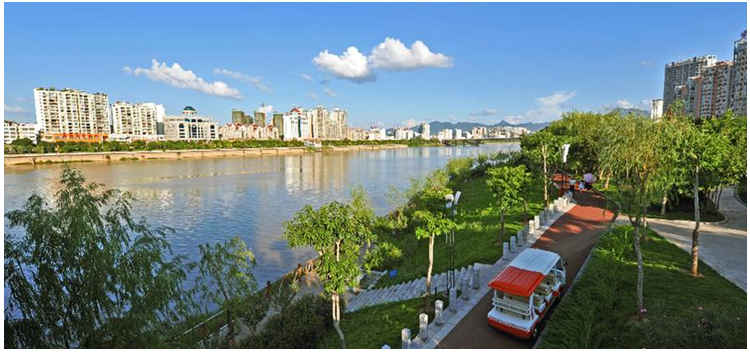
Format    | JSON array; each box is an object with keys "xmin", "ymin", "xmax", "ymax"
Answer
[{"xmin": 346, "ymin": 265, "xmax": 477, "ymax": 312}]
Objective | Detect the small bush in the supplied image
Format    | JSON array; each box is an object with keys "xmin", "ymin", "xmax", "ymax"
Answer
[{"xmin": 240, "ymin": 294, "xmax": 332, "ymax": 349}]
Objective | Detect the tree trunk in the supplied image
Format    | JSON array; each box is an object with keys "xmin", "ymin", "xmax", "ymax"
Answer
[
  {"xmin": 226, "ymin": 309, "xmax": 234, "ymax": 339},
  {"xmin": 332, "ymin": 293, "xmax": 346, "ymax": 348},
  {"xmin": 691, "ymin": 166, "xmax": 701, "ymax": 277},
  {"xmin": 660, "ymin": 192, "xmax": 668, "ymax": 215},
  {"xmin": 523, "ymin": 200, "xmax": 529, "ymax": 224},
  {"xmin": 604, "ymin": 174, "xmax": 611, "ymax": 189},
  {"xmin": 426, "ymin": 235, "xmax": 435, "ymax": 298},
  {"xmin": 633, "ymin": 219, "xmax": 645, "ymax": 318}
]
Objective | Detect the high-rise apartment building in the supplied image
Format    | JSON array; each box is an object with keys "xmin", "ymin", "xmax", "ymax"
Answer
[
  {"xmin": 420, "ymin": 122, "xmax": 431, "ymax": 139},
  {"xmin": 305, "ymin": 105, "xmax": 347, "ymax": 140},
  {"xmin": 282, "ymin": 107, "xmax": 311, "ymax": 141},
  {"xmin": 163, "ymin": 106, "xmax": 218, "ymax": 141},
  {"xmin": 231, "ymin": 109, "xmax": 253, "ymax": 125},
  {"xmin": 663, "ymin": 55, "xmax": 717, "ymax": 112},
  {"xmin": 33, "ymin": 87, "xmax": 110, "ymax": 142},
  {"xmin": 254, "ymin": 104, "xmax": 268, "ymax": 126},
  {"xmin": 730, "ymin": 31, "xmax": 747, "ymax": 116},
  {"xmin": 699, "ymin": 61, "xmax": 733, "ymax": 118},
  {"xmin": 111, "ymin": 101, "xmax": 162, "ymax": 141}
]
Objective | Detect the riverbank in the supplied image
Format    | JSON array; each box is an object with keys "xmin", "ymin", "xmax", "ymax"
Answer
[{"xmin": 3, "ymin": 144, "xmax": 408, "ymax": 166}]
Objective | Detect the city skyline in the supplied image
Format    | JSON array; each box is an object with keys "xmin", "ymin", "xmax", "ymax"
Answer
[{"xmin": 4, "ymin": 2, "xmax": 746, "ymax": 127}]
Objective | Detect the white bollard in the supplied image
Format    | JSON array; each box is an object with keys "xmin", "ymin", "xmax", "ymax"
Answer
[
  {"xmin": 434, "ymin": 300, "xmax": 444, "ymax": 326},
  {"xmin": 472, "ymin": 264, "xmax": 480, "ymax": 289},
  {"xmin": 528, "ymin": 220, "xmax": 536, "ymax": 235},
  {"xmin": 503, "ymin": 242, "xmax": 509, "ymax": 259},
  {"xmin": 418, "ymin": 313, "xmax": 429, "ymax": 341},
  {"xmin": 534, "ymin": 215, "xmax": 540, "ymax": 230},
  {"xmin": 517, "ymin": 229, "xmax": 524, "ymax": 243},
  {"xmin": 449, "ymin": 288, "xmax": 458, "ymax": 313},
  {"xmin": 510, "ymin": 236, "xmax": 517, "ymax": 252},
  {"xmin": 401, "ymin": 328, "xmax": 411, "ymax": 349},
  {"xmin": 461, "ymin": 276, "xmax": 469, "ymax": 300}
]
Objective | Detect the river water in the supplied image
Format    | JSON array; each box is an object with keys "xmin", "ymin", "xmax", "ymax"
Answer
[{"xmin": 4, "ymin": 144, "xmax": 518, "ymax": 300}]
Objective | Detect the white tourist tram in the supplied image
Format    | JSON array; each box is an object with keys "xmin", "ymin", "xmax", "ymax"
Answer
[{"xmin": 487, "ymin": 248, "xmax": 566, "ymax": 339}]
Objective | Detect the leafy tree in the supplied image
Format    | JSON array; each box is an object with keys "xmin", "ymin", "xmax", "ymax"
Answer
[
  {"xmin": 598, "ymin": 114, "xmax": 672, "ymax": 318},
  {"xmin": 282, "ymin": 194, "xmax": 374, "ymax": 349},
  {"xmin": 4, "ymin": 165, "xmax": 193, "ymax": 348},
  {"xmin": 412, "ymin": 186, "xmax": 457, "ymax": 301},
  {"xmin": 486, "ymin": 165, "xmax": 530, "ymax": 243},
  {"xmin": 195, "ymin": 236, "xmax": 258, "ymax": 340}
]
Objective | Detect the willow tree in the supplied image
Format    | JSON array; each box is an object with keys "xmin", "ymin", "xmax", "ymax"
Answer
[
  {"xmin": 195, "ymin": 236, "xmax": 258, "ymax": 340},
  {"xmin": 4, "ymin": 165, "xmax": 193, "ymax": 348},
  {"xmin": 598, "ymin": 114, "xmax": 673, "ymax": 318},
  {"xmin": 412, "ymin": 186, "xmax": 457, "ymax": 301},
  {"xmin": 486, "ymin": 165, "xmax": 530, "ymax": 243},
  {"xmin": 282, "ymin": 192, "xmax": 374, "ymax": 349}
]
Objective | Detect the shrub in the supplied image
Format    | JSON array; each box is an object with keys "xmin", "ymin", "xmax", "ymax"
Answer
[{"xmin": 239, "ymin": 294, "xmax": 333, "ymax": 349}]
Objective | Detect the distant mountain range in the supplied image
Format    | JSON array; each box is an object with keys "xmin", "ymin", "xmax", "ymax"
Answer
[{"xmin": 409, "ymin": 120, "xmax": 550, "ymax": 134}]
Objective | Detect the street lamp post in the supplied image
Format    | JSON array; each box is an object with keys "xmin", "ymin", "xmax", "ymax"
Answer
[{"xmin": 444, "ymin": 191, "xmax": 461, "ymax": 296}]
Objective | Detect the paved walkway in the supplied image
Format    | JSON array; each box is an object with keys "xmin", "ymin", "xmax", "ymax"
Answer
[
  {"xmin": 435, "ymin": 190, "xmax": 613, "ymax": 349},
  {"xmin": 638, "ymin": 187, "xmax": 747, "ymax": 292}
]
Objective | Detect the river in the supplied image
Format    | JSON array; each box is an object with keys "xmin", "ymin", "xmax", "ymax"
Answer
[{"xmin": 4, "ymin": 143, "xmax": 519, "ymax": 305}]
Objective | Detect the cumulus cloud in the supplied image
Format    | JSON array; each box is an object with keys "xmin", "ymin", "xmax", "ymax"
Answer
[
  {"xmin": 4, "ymin": 105, "xmax": 26, "ymax": 113},
  {"xmin": 402, "ymin": 119, "xmax": 419, "ymax": 128},
  {"xmin": 125, "ymin": 59, "xmax": 242, "ymax": 100},
  {"xmin": 323, "ymin": 88, "xmax": 339, "ymax": 98},
  {"xmin": 306, "ymin": 92, "xmax": 319, "ymax": 100},
  {"xmin": 469, "ymin": 108, "xmax": 499, "ymax": 117},
  {"xmin": 213, "ymin": 68, "xmax": 271, "ymax": 92},
  {"xmin": 313, "ymin": 47, "xmax": 375, "ymax": 83},
  {"xmin": 313, "ymin": 37, "xmax": 452, "ymax": 83},
  {"xmin": 369, "ymin": 37, "xmax": 453, "ymax": 71},
  {"xmin": 258, "ymin": 104, "xmax": 274, "ymax": 114},
  {"xmin": 505, "ymin": 91, "xmax": 576, "ymax": 124}
]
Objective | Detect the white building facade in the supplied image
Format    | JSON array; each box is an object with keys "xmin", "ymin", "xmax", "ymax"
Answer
[
  {"xmin": 163, "ymin": 106, "xmax": 218, "ymax": 141},
  {"xmin": 110, "ymin": 101, "xmax": 163, "ymax": 141},
  {"xmin": 33, "ymin": 87, "xmax": 110, "ymax": 142},
  {"xmin": 4, "ymin": 120, "xmax": 39, "ymax": 144}
]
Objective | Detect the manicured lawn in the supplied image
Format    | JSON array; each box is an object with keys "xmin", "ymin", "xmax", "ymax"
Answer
[
  {"xmin": 374, "ymin": 174, "xmax": 545, "ymax": 288},
  {"xmin": 539, "ymin": 225, "xmax": 746, "ymax": 349},
  {"xmin": 318, "ymin": 293, "xmax": 451, "ymax": 349}
]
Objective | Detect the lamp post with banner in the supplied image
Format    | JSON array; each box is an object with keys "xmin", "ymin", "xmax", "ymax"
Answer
[
  {"xmin": 444, "ymin": 191, "xmax": 461, "ymax": 295},
  {"xmin": 560, "ymin": 144, "xmax": 571, "ymax": 197}
]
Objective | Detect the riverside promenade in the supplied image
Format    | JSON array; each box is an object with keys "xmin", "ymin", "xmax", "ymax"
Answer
[{"xmin": 430, "ymin": 188, "xmax": 614, "ymax": 349}]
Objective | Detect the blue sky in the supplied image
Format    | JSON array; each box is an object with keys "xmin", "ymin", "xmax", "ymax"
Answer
[{"xmin": 4, "ymin": 2, "xmax": 746, "ymax": 127}]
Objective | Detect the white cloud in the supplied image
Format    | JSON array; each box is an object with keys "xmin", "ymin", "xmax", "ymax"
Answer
[
  {"xmin": 125, "ymin": 59, "xmax": 242, "ymax": 100},
  {"xmin": 616, "ymin": 99, "xmax": 635, "ymax": 109},
  {"xmin": 213, "ymin": 68, "xmax": 271, "ymax": 93},
  {"xmin": 323, "ymin": 88, "xmax": 339, "ymax": 98},
  {"xmin": 369, "ymin": 37, "xmax": 453, "ymax": 71},
  {"xmin": 299, "ymin": 73, "xmax": 314, "ymax": 82},
  {"xmin": 313, "ymin": 37, "xmax": 452, "ymax": 83},
  {"xmin": 4, "ymin": 105, "xmax": 26, "ymax": 113},
  {"xmin": 505, "ymin": 91, "xmax": 576, "ymax": 124},
  {"xmin": 313, "ymin": 47, "xmax": 375, "ymax": 83},
  {"xmin": 258, "ymin": 104, "xmax": 274, "ymax": 114},
  {"xmin": 640, "ymin": 60, "xmax": 654, "ymax": 67},
  {"xmin": 469, "ymin": 108, "xmax": 499, "ymax": 117},
  {"xmin": 306, "ymin": 92, "xmax": 319, "ymax": 100},
  {"xmin": 536, "ymin": 91, "xmax": 576, "ymax": 107},
  {"xmin": 402, "ymin": 119, "xmax": 419, "ymax": 128}
]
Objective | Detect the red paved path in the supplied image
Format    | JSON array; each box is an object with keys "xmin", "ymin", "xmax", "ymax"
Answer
[{"xmin": 437, "ymin": 188, "xmax": 614, "ymax": 349}]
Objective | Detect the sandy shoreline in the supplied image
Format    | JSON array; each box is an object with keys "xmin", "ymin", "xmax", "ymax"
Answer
[{"xmin": 3, "ymin": 144, "xmax": 409, "ymax": 166}]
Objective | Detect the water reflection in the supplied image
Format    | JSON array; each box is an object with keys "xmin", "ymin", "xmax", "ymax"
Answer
[{"xmin": 4, "ymin": 144, "xmax": 519, "ymax": 297}]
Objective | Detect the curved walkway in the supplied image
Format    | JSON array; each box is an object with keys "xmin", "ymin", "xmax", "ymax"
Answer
[
  {"xmin": 642, "ymin": 187, "xmax": 747, "ymax": 292},
  {"xmin": 436, "ymin": 191, "xmax": 613, "ymax": 349}
]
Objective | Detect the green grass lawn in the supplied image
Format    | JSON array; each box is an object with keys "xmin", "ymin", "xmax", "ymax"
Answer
[
  {"xmin": 374, "ymin": 174, "xmax": 545, "ymax": 288},
  {"xmin": 318, "ymin": 293, "xmax": 452, "ymax": 349},
  {"xmin": 539, "ymin": 225, "xmax": 746, "ymax": 349},
  {"xmin": 593, "ymin": 183, "xmax": 725, "ymax": 222}
]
